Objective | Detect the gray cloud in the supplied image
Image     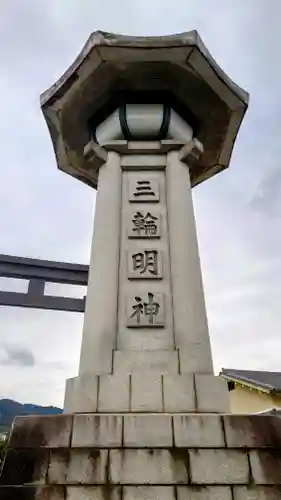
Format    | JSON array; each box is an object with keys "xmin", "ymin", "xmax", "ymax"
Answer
[
  {"xmin": 1, "ymin": 0, "xmax": 281, "ymax": 405},
  {"xmin": 1, "ymin": 346, "xmax": 36, "ymax": 367},
  {"xmin": 250, "ymin": 167, "xmax": 281, "ymax": 216}
]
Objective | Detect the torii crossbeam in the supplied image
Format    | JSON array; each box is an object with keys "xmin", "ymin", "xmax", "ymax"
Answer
[{"xmin": 0, "ymin": 253, "xmax": 88, "ymax": 312}]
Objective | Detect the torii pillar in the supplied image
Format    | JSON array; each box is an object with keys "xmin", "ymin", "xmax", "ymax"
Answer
[{"xmin": 5, "ymin": 33, "xmax": 281, "ymax": 500}]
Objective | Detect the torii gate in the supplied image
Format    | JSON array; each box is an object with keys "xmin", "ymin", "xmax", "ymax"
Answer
[{"xmin": 0, "ymin": 253, "xmax": 88, "ymax": 312}]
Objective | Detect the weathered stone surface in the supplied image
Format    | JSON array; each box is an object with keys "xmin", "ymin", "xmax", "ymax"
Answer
[
  {"xmin": 64, "ymin": 378, "xmax": 76, "ymax": 414},
  {"xmin": 9, "ymin": 415, "xmax": 73, "ymax": 448},
  {"xmin": 177, "ymin": 486, "xmax": 232, "ymax": 500},
  {"xmin": 72, "ymin": 415, "xmax": 122, "ymax": 448},
  {"xmin": 179, "ymin": 347, "xmax": 213, "ymax": 374},
  {"xmin": 64, "ymin": 374, "xmax": 99, "ymax": 413},
  {"xmin": 98, "ymin": 375, "xmax": 130, "ymax": 412},
  {"xmin": 0, "ymin": 486, "xmax": 65, "ymax": 500},
  {"xmin": 163, "ymin": 375, "xmax": 195, "ymax": 412},
  {"xmin": 48, "ymin": 449, "xmax": 108, "ymax": 485},
  {"xmin": 223, "ymin": 415, "xmax": 281, "ymax": 448},
  {"xmin": 77, "ymin": 152, "xmax": 122, "ymax": 378},
  {"xmin": 113, "ymin": 350, "xmax": 179, "ymax": 374},
  {"xmin": 109, "ymin": 449, "xmax": 189, "ymax": 484},
  {"xmin": 123, "ymin": 415, "xmax": 173, "ymax": 447},
  {"xmin": 250, "ymin": 450, "xmax": 281, "ymax": 484},
  {"xmin": 233, "ymin": 486, "xmax": 281, "ymax": 500},
  {"xmin": 67, "ymin": 450, "xmax": 108, "ymax": 485},
  {"xmin": 123, "ymin": 486, "xmax": 175, "ymax": 500},
  {"xmin": 2, "ymin": 414, "xmax": 281, "ymax": 497},
  {"xmin": 194, "ymin": 375, "xmax": 230, "ymax": 413},
  {"xmin": 0, "ymin": 449, "xmax": 49, "ymax": 485},
  {"xmin": 166, "ymin": 154, "xmax": 214, "ymax": 375},
  {"xmin": 121, "ymin": 150, "xmax": 167, "ymax": 167},
  {"xmin": 173, "ymin": 415, "xmax": 224, "ymax": 447},
  {"xmin": 67, "ymin": 486, "xmax": 121, "ymax": 500},
  {"xmin": 48, "ymin": 450, "xmax": 69, "ymax": 485},
  {"xmin": 131, "ymin": 375, "xmax": 163, "ymax": 412},
  {"xmin": 189, "ymin": 449, "xmax": 249, "ymax": 484}
]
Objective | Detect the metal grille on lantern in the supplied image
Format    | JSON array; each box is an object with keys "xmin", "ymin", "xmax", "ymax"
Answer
[{"xmin": 94, "ymin": 104, "xmax": 193, "ymax": 144}]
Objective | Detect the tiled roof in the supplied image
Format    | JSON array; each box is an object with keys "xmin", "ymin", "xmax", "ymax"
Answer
[{"xmin": 220, "ymin": 368, "xmax": 281, "ymax": 393}]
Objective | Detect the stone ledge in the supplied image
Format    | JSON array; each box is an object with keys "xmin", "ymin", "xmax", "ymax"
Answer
[
  {"xmin": 65, "ymin": 373, "xmax": 231, "ymax": 414},
  {"xmin": 5, "ymin": 413, "xmax": 281, "ymax": 451},
  {"xmin": 2, "ymin": 413, "xmax": 281, "ymax": 494},
  {"xmin": 2, "ymin": 485, "xmax": 281, "ymax": 500},
  {"xmin": 2, "ymin": 446, "xmax": 281, "ymax": 486}
]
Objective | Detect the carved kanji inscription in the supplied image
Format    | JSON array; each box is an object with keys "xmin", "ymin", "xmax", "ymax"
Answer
[
  {"xmin": 129, "ymin": 179, "xmax": 160, "ymax": 203},
  {"xmin": 127, "ymin": 250, "xmax": 163, "ymax": 279},
  {"xmin": 128, "ymin": 211, "xmax": 161, "ymax": 239},
  {"xmin": 126, "ymin": 292, "xmax": 165, "ymax": 328}
]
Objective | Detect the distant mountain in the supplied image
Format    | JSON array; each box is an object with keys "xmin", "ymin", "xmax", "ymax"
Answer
[{"xmin": 0, "ymin": 399, "xmax": 62, "ymax": 432}]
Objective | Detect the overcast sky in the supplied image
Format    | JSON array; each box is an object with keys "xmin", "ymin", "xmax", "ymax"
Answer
[{"xmin": 0, "ymin": 1, "xmax": 281, "ymax": 407}]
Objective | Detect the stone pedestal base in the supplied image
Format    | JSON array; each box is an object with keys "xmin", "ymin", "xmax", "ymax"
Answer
[
  {"xmin": 1, "ymin": 413, "xmax": 281, "ymax": 499},
  {"xmin": 64, "ymin": 373, "xmax": 230, "ymax": 414}
]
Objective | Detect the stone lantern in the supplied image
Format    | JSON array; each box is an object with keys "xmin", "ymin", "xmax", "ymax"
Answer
[
  {"xmin": 40, "ymin": 32, "xmax": 248, "ymax": 413},
  {"xmin": 5, "ymin": 33, "xmax": 279, "ymax": 500}
]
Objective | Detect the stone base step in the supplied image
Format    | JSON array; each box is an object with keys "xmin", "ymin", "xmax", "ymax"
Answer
[
  {"xmin": 1, "ymin": 413, "xmax": 281, "ymax": 499},
  {"xmin": 64, "ymin": 373, "xmax": 229, "ymax": 413},
  {"xmin": 1, "ymin": 485, "xmax": 281, "ymax": 500}
]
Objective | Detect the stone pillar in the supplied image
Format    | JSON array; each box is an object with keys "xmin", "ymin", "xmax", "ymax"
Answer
[{"xmin": 64, "ymin": 141, "xmax": 229, "ymax": 414}]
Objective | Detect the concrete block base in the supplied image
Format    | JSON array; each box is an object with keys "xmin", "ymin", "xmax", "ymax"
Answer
[{"xmin": 1, "ymin": 413, "xmax": 281, "ymax": 499}]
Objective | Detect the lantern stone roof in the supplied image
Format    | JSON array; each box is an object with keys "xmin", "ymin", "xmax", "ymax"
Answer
[{"xmin": 41, "ymin": 30, "xmax": 249, "ymax": 189}]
